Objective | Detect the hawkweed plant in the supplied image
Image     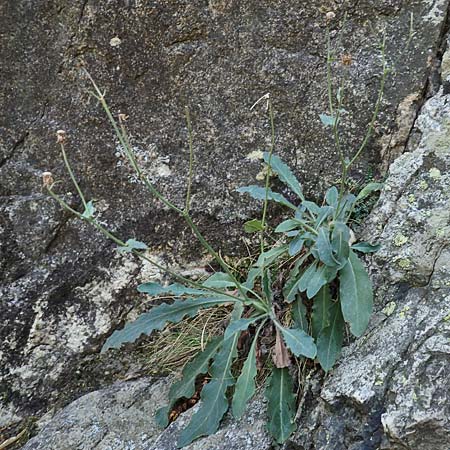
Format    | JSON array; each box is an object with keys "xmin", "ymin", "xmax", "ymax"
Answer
[{"xmin": 45, "ymin": 18, "xmax": 394, "ymax": 447}]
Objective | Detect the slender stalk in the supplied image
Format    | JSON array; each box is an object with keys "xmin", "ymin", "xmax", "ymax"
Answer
[
  {"xmin": 184, "ymin": 106, "xmax": 195, "ymax": 214},
  {"xmin": 84, "ymin": 72, "xmax": 250, "ymax": 300},
  {"xmin": 326, "ymin": 27, "xmax": 335, "ymax": 117},
  {"xmin": 61, "ymin": 143, "xmax": 88, "ymax": 210},
  {"xmin": 260, "ymin": 98, "xmax": 276, "ymax": 255}
]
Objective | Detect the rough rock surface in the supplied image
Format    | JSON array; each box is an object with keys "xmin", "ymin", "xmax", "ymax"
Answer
[
  {"xmin": 21, "ymin": 378, "xmax": 271, "ymax": 450},
  {"xmin": 1, "ymin": 0, "xmax": 450, "ymax": 444}
]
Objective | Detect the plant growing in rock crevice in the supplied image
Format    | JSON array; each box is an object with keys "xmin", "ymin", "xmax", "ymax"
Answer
[{"xmin": 45, "ymin": 19, "xmax": 390, "ymax": 447}]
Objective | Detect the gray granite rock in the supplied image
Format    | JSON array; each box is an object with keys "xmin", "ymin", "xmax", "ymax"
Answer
[{"xmin": 21, "ymin": 377, "xmax": 271, "ymax": 450}]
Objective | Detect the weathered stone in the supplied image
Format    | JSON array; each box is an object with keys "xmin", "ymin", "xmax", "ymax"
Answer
[
  {"xmin": 21, "ymin": 377, "xmax": 271, "ymax": 450},
  {"xmin": 1, "ymin": 0, "xmax": 450, "ymax": 441}
]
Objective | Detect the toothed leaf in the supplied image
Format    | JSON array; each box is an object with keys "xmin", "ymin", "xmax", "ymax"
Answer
[
  {"xmin": 278, "ymin": 326, "xmax": 317, "ymax": 359},
  {"xmin": 102, "ymin": 296, "xmax": 234, "ymax": 352},
  {"xmin": 155, "ymin": 337, "xmax": 223, "ymax": 427},
  {"xmin": 177, "ymin": 305, "xmax": 243, "ymax": 447},
  {"xmin": 263, "ymin": 152, "xmax": 304, "ymax": 201},
  {"xmin": 291, "ymin": 298, "xmax": 308, "ymax": 332}
]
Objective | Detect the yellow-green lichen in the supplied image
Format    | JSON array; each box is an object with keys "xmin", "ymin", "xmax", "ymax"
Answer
[
  {"xmin": 444, "ymin": 312, "xmax": 450, "ymax": 322},
  {"xmin": 382, "ymin": 301, "xmax": 397, "ymax": 316},
  {"xmin": 246, "ymin": 150, "xmax": 264, "ymax": 161},
  {"xmin": 394, "ymin": 233, "xmax": 409, "ymax": 247},
  {"xmin": 408, "ymin": 194, "xmax": 416, "ymax": 203},
  {"xmin": 397, "ymin": 258, "xmax": 411, "ymax": 269},
  {"xmin": 399, "ymin": 305, "xmax": 410, "ymax": 318},
  {"xmin": 429, "ymin": 167, "xmax": 441, "ymax": 179},
  {"xmin": 419, "ymin": 180, "xmax": 429, "ymax": 190}
]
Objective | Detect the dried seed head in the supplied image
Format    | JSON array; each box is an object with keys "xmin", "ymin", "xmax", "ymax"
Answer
[
  {"xmin": 341, "ymin": 54, "xmax": 353, "ymax": 66},
  {"xmin": 326, "ymin": 11, "xmax": 336, "ymax": 22},
  {"xmin": 56, "ymin": 130, "xmax": 67, "ymax": 144},
  {"xmin": 42, "ymin": 171, "xmax": 54, "ymax": 188},
  {"xmin": 118, "ymin": 113, "xmax": 129, "ymax": 123}
]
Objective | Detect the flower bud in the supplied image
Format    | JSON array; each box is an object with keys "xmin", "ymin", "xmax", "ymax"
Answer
[
  {"xmin": 42, "ymin": 171, "xmax": 54, "ymax": 188},
  {"xmin": 56, "ymin": 130, "xmax": 67, "ymax": 144},
  {"xmin": 341, "ymin": 54, "xmax": 353, "ymax": 66},
  {"xmin": 326, "ymin": 11, "xmax": 336, "ymax": 22}
]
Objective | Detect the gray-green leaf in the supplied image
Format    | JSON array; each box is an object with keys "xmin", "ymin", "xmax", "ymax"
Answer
[
  {"xmin": 231, "ymin": 335, "xmax": 259, "ymax": 419},
  {"xmin": 263, "ymin": 152, "xmax": 304, "ymax": 201},
  {"xmin": 355, "ymin": 182, "xmax": 383, "ymax": 202},
  {"xmin": 237, "ymin": 185, "xmax": 297, "ymax": 210},
  {"xmin": 316, "ymin": 227, "xmax": 339, "ymax": 267},
  {"xmin": 278, "ymin": 325, "xmax": 317, "ymax": 358},
  {"xmin": 319, "ymin": 113, "xmax": 337, "ymax": 127},
  {"xmin": 177, "ymin": 306, "xmax": 242, "ymax": 447},
  {"xmin": 291, "ymin": 298, "xmax": 308, "ymax": 332},
  {"xmin": 317, "ymin": 302, "xmax": 344, "ymax": 371},
  {"xmin": 155, "ymin": 337, "xmax": 223, "ymax": 427},
  {"xmin": 81, "ymin": 200, "xmax": 96, "ymax": 219},
  {"xmin": 203, "ymin": 272, "xmax": 237, "ymax": 289},
  {"xmin": 311, "ymin": 285, "xmax": 332, "ymax": 338},
  {"xmin": 244, "ymin": 219, "xmax": 265, "ymax": 233},
  {"xmin": 266, "ymin": 368, "xmax": 297, "ymax": 444},
  {"xmin": 102, "ymin": 296, "xmax": 234, "ymax": 352},
  {"xmin": 352, "ymin": 242, "xmax": 381, "ymax": 253},
  {"xmin": 256, "ymin": 245, "xmax": 287, "ymax": 268},
  {"xmin": 137, "ymin": 282, "xmax": 209, "ymax": 297},
  {"xmin": 339, "ymin": 250, "xmax": 373, "ymax": 337},
  {"xmin": 117, "ymin": 238, "xmax": 148, "ymax": 253},
  {"xmin": 325, "ymin": 186, "xmax": 339, "ymax": 207}
]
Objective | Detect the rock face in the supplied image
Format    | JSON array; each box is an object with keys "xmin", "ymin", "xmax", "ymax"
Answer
[
  {"xmin": 21, "ymin": 378, "xmax": 271, "ymax": 450},
  {"xmin": 1, "ymin": 0, "xmax": 450, "ymax": 445}
]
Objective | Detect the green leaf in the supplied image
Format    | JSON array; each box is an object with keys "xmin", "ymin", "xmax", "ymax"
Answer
[
  {"xmin": 283, "ymin": 254, "xmax": 309, "ymax": 302},
  {"xmin": 298, "ymin": 261, "xmax": 318, "ymax": 293},
  {"xmin": 299, "ymin": 262, "xmax": 336, "ymax": 299},
  {"xmin": 319, "ymin": 113, "xmax": 337, "ymax": 127},
  {"xmin": 244, "ymin": 219, "xmax": 265, "ymax": 233},
  {"xmin": 231, "ymin": 333, "xmax": 260, "ymax": 419},
  {"xmin": 177, "ymin": 305, "xmax": 243, "ymax": 447},
  {"xmin": 288, "ymin": 236, "xmax": 304, "ymax": 257},
  {"xmin": 315, "ymin": 206, "xmax": 334, "ymax": 228},
  {"xmin": 339, "ymin": 250, "xmax": 373, "ymax": 337},
  {"xmin": 263, "ymin": 152, "xmax": 304, "ymax": 201},
  {"xmin": 117, "ymin": 238, "xmax": 148, "ymax": 253},
  {"xmin": 243, "ymin": 267, "xmax": 261, "ymax": 290},
  {"xmin": 352, "ymin": 242, "xmax": 381, "ymax": 253},
  {"xmin": 275, "ymin": 219, "xmax": 300, "ymax": 233},
  {"xmin": 256, "ymin": 245, "xmax": 287, "ymax": 268},
  {"xmin": 311, "ymin": 285, "xmax": 332, "ymax": 338},
  {"xmin": 155, "ymin": 337, "xmax": 223, "ymax": 427},
  {"xmin": 317, "ymin": 302, "xmax": 344, "ymax": 371},
  {"xmin": 325, "ymin": 186, "xmax": 339, "ymax": 207},
  {"xmin": 278, "ymin": 325, "xmax": 317, "ymax": 358},
  {"xmin": 331, "ymin": 222, "xmax": 350, "ymax": 268},
  {"xmin": 81, "ymin": 200, "xmax": 96, "ymax": 219},
  {"xmin": 203, "ymin": 272, "xmax": 237, "ymax": 289},
  {"xmin": 335, "ymin": 194, "xmax": 356, "ymax": 220},
  {"xmin": 316, "ymin": 227, "xmax": 339, "ymax": 267},
  {"xmin": 262, "ymin": 268, "xmax": 273, "ymax": 302},
  {"xmin": 224, "ymin": 315, "xmax": 265, "ymax": 340},
  {"xmin": 302, "ymin": 200, "xmax": 320, "ymax": 217},
  {"xmin": 137, "ymin": 282, "xmax": 209, "ymax": 297},
  {"xmin": 237, "ymin": 185, "xmax": 297, "ymax": 210},
  {"xmin": 266, "ymin": 368, "xmax": 297, "ymax": 444},
  {"xmin": 291, "ymin": 298, "xmax": 308, "ymax": 332},
  {"xmin": 102, "ymin": 296, "xmax": 234, "ymax": 352},
  {"xmin": 355, "ymin": 182, "xmax": 383, "ymax": 202}
]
